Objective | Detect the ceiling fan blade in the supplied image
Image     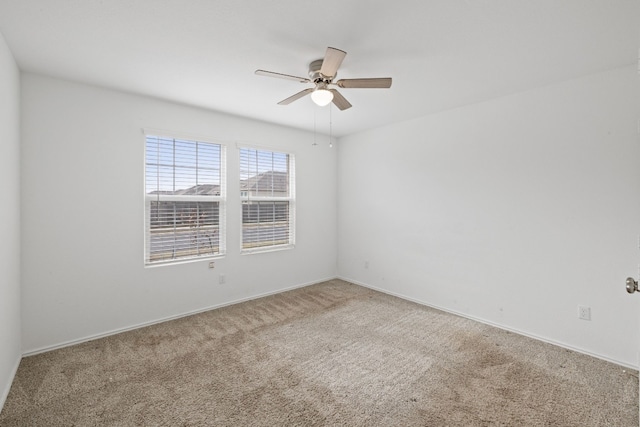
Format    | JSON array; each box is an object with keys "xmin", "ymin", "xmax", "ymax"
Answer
[
  {"xmin": 320, "ymin": 47, "xmax": 346, "ymax": 78},
  {"xmin": 255, "ymin": 69, "xmax": 311, "ymax": 83},
  {"xmin": 277, "ymin": 88, "xmax": 314, "ymax": 105},
  {"xmin": 335, "ymin": 78, "xmax": 392, "ymax": 88},
  {"xmin": 329, "ymin": 89, "xmax": 352, "ymax": 110}
]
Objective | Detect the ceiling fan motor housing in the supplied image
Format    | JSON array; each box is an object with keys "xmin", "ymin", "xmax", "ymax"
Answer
[
  {"xmin": 255, "ymin": 46, "xmax": 391, "ymax": 110},
  {"xmin": 308, "ymin": 59, "xmax": 334, "ymax": 83}
]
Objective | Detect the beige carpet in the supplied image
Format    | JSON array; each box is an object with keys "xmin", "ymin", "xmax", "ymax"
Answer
[{"xmin": 0, "ymin": 279, "xmax": 637, "ymax": 426}]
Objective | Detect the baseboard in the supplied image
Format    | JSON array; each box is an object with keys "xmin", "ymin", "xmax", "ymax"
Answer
[
  {"xmin": 0, "ymin": 356, "xmax": 21, "ymax": 414},
  {"xmin": 338, "ymin": 275, "xmax": 638, "ymax": 371},
  {"xmin": 25, "ymin": 274, "xmax": 631, "ymax": 371},
  {"xmin": 23, "ymin": 276, "xmax": 338, "ymax": 357}
]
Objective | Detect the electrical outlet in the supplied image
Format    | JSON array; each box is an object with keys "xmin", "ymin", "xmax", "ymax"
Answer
[
  {"xmin": 578, "ymin": 306, "xmax": 591, "ymax": 321},
  {"xmin": 219, "ymin": 274, "xmax": 226, "ymax": 285},
  {"xmin": 208, "ymin": 262, "xmax": 215, "ymax": 269}
]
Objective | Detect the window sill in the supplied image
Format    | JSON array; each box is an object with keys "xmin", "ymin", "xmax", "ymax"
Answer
[
  {"xmin": 240, "ymin": 244, "xmax": 294, "ymax": 256},
  {"xmin": 144, "ymin": 253, "xmax": 225, "ymax": 268}
]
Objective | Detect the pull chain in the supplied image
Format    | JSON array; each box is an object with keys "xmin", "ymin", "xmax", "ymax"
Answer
[
  {"xmin": 329, "ymin": 103, "xmax": 333, "ymax": 148},
  {"xmin": 312, "ymin": 107, "xmax": 317, "ymax": 146}
]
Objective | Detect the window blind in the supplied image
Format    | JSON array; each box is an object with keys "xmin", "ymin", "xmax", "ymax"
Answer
[
  {"xmin": 145, "ymin": 135, "xmax": 225, "ymax": 264},
  {"xmin": 239, "ymin": 147, "xmax": 295, "ymax": 251}
]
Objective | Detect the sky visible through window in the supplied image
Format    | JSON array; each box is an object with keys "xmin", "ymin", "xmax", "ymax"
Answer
[
  {"xmin": 145, "ymin": 135, "xmax": 221, "ymax": 194},
  {"xmin": 239, "ymin": 148, "xmax": 288, "ymax": 183}
]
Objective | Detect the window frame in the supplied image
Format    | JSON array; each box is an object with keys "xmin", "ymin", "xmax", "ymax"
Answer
[
  {"xmin": 144, "ymin": 132, "xmax": 227, "ymax": 266},
  {"xmin": 238, "ymin": 145, "xmax": 296, "ymax": 254}
]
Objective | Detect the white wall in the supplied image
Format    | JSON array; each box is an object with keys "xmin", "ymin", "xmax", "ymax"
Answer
[
  {"xmin": 0, "ymin": 32, "xmax": 21, "ymax": 409},
  {"xmin": 15, "ymin": 62, "xmax": 640, "ymax": 371},
  {"xmin": 338, "ymin": 65, "xmax": 640, "ymax": 367},
  {"xmin": 20, "ymin": 74, "xmax": 337, "ymax": 353}
]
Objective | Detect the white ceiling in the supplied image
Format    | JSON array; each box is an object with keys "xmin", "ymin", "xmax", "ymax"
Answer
[{"xmin": 0, "ymin": 0, "xmax": 638, "ymax": 137}]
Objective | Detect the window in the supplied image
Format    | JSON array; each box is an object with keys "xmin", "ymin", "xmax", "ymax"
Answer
[
  {"xmin": 239, "ymin": 147, "xmax": 295, "ymax": 252},
  {"xmin": 145, "ymin": 135, "xmax": 225, "ymax": 265}
]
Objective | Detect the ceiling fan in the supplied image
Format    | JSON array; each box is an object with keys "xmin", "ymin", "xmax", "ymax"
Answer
[{"xmin": 255, "ymin": 47, "xmax": 392, "ymax": 110}]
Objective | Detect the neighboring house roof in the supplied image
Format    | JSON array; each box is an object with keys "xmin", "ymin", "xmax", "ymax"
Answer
[
  {"xmin": 148, "ymin": 171, "xmax": 288, "ymax": 196},
  {"xmin": 148, "ymin": 184, "xmax": 220, "ymax": 196},
  {"xmin": 175, "ymin": 184, "xmax": 220, "ymax": 196},
  {"xmin": 240, "ymin": 171, "xmax": 288, "ymax": 193}
]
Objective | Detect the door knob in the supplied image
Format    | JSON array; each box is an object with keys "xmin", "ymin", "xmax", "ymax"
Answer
[{"xmin": 626, "ymin": 277, "xmax": 638, "ymax": 294}]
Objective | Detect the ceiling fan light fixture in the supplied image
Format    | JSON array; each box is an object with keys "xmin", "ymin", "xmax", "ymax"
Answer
[
  {"xmin": 311, "ymin": 88, "xmax": 333, "ymax": 106},
  {"xmin": 256, "ymin": 46, "xmax": 390, "ymax": 111}
]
